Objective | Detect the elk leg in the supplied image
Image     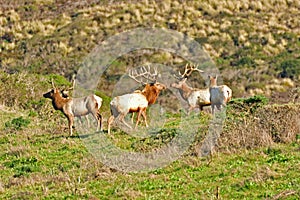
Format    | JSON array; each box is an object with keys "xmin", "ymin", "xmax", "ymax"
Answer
[
  {"xmin": 141, "ymin": 110, "xmax": 148, "ymax": 127},
  {"xmin": 135, "ymin": 110, "xmax": 142, "ymax": 129},
  {"xmin": 118, "ymin": 114, "xmax": 132, "ymax": 129},
  {"xmin": 131, "ymin": 113, "xmax": 135, "ymax": 124},
  {"xmin": 66, "ymin": 114, "xmax": 74, "ymax": 136},
  {"xmin": 99, "ymin": 113, "xmax": 103, "ymax": 131},
  {"xmin": 211, "ymin": 105, "xmax": 215, "ymax": 115},
  {"xmin": 199, "ymin": 105, "xmax": 204, "ymax": 111},
  {"xmin": 92, "ymin": 112, "xmax": 102, "ymax": 132},
  {"xmin": 108, "ymin": 115, "xmax": 114, "ymax": 134},
  {"xmin": 95, "ymin": 112, "xmax": 103, "ymax": 131},
  {"xmin": 85, "ymin": 115, "xmax": 90, "ymax": 128},
  {"xmin": 77, "ymin": 116, "xmax": 82, "ymax": 126},
  {"xmin": 188, "ymin": 106, "xmax": 195, "ymax": 115}
]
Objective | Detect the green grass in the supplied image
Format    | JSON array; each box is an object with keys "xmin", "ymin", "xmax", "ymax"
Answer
[
  {"xmin": 1, "ymin": 0, "xmax": 300, "ymax": 198},
  {"xmin": 0, "ymin": 109, "xmax": 299, "ymax": 199}
]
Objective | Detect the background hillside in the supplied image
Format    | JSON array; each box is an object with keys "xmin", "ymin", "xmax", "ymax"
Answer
[
  {"xmin": 1, "ymin": 0, "xmax": 300, "ymax": 98},
  {"xmin": 0, "ymin": 0, "xmax": 300, "ymax": 199}
]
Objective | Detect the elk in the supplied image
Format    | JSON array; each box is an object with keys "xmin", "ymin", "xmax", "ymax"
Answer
[
  {"xmin": 171, "ymin": 63, "xmax": 211, "ymax": 113},
  {"xmin": 43, "ymin": 79, "xmax": 103, "ymax": 136},
  {"xmin": 209, "ymin": 75, "xmax": 232, "ymax": 115},
  {"xmin": 107, "ymin": 66, "xmax": 166, "ymax": 134}
]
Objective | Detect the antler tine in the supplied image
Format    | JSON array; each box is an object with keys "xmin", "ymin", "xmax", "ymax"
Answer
[
  {"xmin": 177, "ymin": 63, "xmax": 204, "ymax": 78},
  {"xmin": 147, "ymin": 65, "xmax": 158, "ymax": 82},
  {"xmin": 191, "ymin": 63, "xmax": 204, "ymax": 73},
  {"xmin": 153, "ymin": 65, "xmax": 158, "ymax": 77},
  {"xmin": 51, "ymin": 78, "xmax": 56, "ymax": 88},
  {"xmin": 128, "ymin": 65, "xmax": 159, "ymax": 84},
  {"xmin": 128, "ymin": 68, "xmax": 146, "ymax": 84},
  {"xmin": 66, "ymin": 74, "xmax": 76, "ymax": 91},
  {"xmin": 178, "ymin": 63, "xmax": 190, "ymax": 78}
]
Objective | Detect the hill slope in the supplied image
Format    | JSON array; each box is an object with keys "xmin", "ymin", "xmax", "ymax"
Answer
[{"xmin": 1, "ymin": 0, "xmax": 300, "ymax": 97}]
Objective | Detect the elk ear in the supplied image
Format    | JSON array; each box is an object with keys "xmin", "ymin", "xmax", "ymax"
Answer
[{"xmin": 61, "ymin": 90, "xmax": 69, "ymax": 98}]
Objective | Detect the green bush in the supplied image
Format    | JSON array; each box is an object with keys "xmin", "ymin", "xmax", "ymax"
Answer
[
  {"xmin": 5, "ymin": 116, "xmax": 30, "ymax": 130},
  {"xmin": 236, "ymin": 56, "xmax": 256, "ymax": 68},
  {"xmin": 279, "ymin": 59, "xmax": 300, "ymax": 80},
  {"xmin": 47, "ymin": 74, "xmax": 72, "ymax": 87},
  {"xmin": 228, "ymin": 95, "xmax": 269, "ymax": 114}
]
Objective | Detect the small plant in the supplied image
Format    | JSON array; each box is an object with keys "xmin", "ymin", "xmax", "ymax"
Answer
[
  {"xmin": 4, "ymin": 156, "xmax": 39, "ymax": 177},
  {"xmin": 236, "ymin": 56, "xmax": 256, "ymax": 68},
  {"xmin": 229, "ymin": 95, "xmax": 269, "ymax": 114},
  {"xmin": 264, "ymin": 147, "xmax": 290, "ymax": 164},
  {"xmin": 5, "ymin": 116, "xmax": 30, "ymax": 131},
  {"xmin": 278, "ymin": 59, "xmax": 300, "ymax": 80}
]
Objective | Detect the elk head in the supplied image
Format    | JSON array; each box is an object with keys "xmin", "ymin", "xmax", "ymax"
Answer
[
  {"xmin": 208, "ymin": 75, "xmax": 218, "ymax": 87},
  {"xmin": 43, "ymin": 79, "xmax": 60, "ymax": 99},
  {"xmin": 128, "ymin": 65, "xmax": 166, "ymax": 104}
]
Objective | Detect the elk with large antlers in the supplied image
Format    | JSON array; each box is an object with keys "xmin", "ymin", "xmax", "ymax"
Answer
[
  {"xmin": 43, "ymin": 79, "xmax": 103, "ymax": 136},
  {"xmin": 171, "ymin": 63, "xmax": 211, "ymax": 113},
  {"xmin": 108, "ymin": 66, "xmax": 166, "ymax": 134},
  {"xmin": 209, "ymin": 75, "xmax": 232, "ymax": 115}
]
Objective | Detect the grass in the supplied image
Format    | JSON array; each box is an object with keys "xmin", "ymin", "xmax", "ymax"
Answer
[
  {"xmin": 0, "ymin": 106, "xmax": 299, "ymax": 199},
  {"xmin": 0, "ymin": 0, "xmax": 300, "ymax": 198}
]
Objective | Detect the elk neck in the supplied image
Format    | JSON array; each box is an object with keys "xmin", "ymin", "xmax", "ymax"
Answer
[
  {"xmin": 209, "ymin": 77, "xmax": 218, "ymax": 87},
  {"xmin": 178, "ymin": 82, "xmax": 193, "ymax": 100},
  {"xmin": 142, "ymin": 84, "xmax": 160, "ymax": 105},
  {"xmin": 52, "ymin": 89, "xmax": 71, "ymax": 110}
]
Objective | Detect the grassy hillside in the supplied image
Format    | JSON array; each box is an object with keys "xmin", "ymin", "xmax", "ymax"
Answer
[
  {"xmin": 0, "ymin": 72, "xmax": 299, "ymax": 198},
  {"xmin": 0, "ymin": 0, "xmax": 300, "ymax": 199},
  {"xmin": 1, "ymin": 0, "xmax": 300, "ymax": 96}
]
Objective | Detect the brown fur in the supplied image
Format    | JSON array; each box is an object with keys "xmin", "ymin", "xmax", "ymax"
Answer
[
  {"xmin": 209, "ymin": 75, "xmax": 218, "ymax": 87},
  {"xmin": 108, "ymin": 82, "xmax": 166, "ymax": 134},
  {"xmin": 142, "ymin": 83, "xmax": 163, "ymax": 105},
  {"xmin": 43, "ymin": 87, "xmax": 102, "ymax": 136}
]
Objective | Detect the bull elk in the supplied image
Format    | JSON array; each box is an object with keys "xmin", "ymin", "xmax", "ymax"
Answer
[
  {"xmin": 108, "ymin": 66, "xmax": 166, "ymax": 134},
  {"xmin": 43, "ymin": 79, "xmax": 103, "ymax": 136},
  {"xmin": 209, "ymin": 75, "xmax": 232, "ymax": 115},
  {"xmin": 171, "ymin": 63, "xmax": 211, "ymax": 113}
]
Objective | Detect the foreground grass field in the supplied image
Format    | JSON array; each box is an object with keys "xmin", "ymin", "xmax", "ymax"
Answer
[
  {"xmin": 0, "ymin": 106, "xmax": 299, "ymax": 199},
  {"xmin": 1, "ymin": 0, "xmax": 300, "ymax": 198}
]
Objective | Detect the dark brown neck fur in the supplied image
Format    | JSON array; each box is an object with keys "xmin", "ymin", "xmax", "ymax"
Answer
[
  {"xmin": 52, "ymin": 89, "xmax": 71, "ymax": 110},
  {"xmin": 142, "ymin": 84, "xmax": 160, "ymax": 105}
]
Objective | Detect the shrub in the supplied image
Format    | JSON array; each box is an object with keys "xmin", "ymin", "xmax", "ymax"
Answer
[
  {"xmin": 229, "ymin": 95, "xmax": 269, "ymax": 114},
  {"xmin": 278, "ymin": 59, "xmax": 300, "ymax": 80},
  {"xmin": 5, "ymin": 116, "xmax": 30, "ymax": 131},
  {"xmin": 236, "ymin": 56, "xmax": 256, "ymax": 68}
]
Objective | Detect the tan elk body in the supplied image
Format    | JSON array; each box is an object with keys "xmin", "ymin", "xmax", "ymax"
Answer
[
  {"xmin": 107, "ymin": 66, "xmax": 166, "ymax": 134},
  {"xmin": 171, "ymin": 64, "xmax": 211, "ymax": 112},
  {"xmin": 209, "ymin": 75, "xmax": 232, "ymax": 114},
  {"xmin": 43, "ymin": 81, "xmax": 103, "ymax": 136},
  {"xmin": 171, "ymin": 78, "xmax": 211, "ymax": 112}
]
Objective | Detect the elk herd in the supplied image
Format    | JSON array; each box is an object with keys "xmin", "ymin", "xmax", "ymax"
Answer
[{"xmin": 43, "ymin": 64, "xmax": 232, "ymax": 136}]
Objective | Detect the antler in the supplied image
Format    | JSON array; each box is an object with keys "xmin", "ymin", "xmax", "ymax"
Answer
[
  {"xmin": 128, "ymin": 65, "xmax": 158, "ymax": 84},
  {"xmin": 61, "ymin": 74, "xmax": 76, "ymax": 92},
  {"xmin": 176, "ymin": 63, "xmax": 204, "ymax": 79},
  {"xmin": 67, "ymin": 74, "xmax": 76, "ymax": 90},
  {"xmin": 51, "ymin": 78, "xmax": 56, "ymax": 88}
]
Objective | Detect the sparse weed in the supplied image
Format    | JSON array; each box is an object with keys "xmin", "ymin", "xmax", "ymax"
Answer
[{"xmin": 4, "ymin": 116, "xmax": 30, "ymax": 131}]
